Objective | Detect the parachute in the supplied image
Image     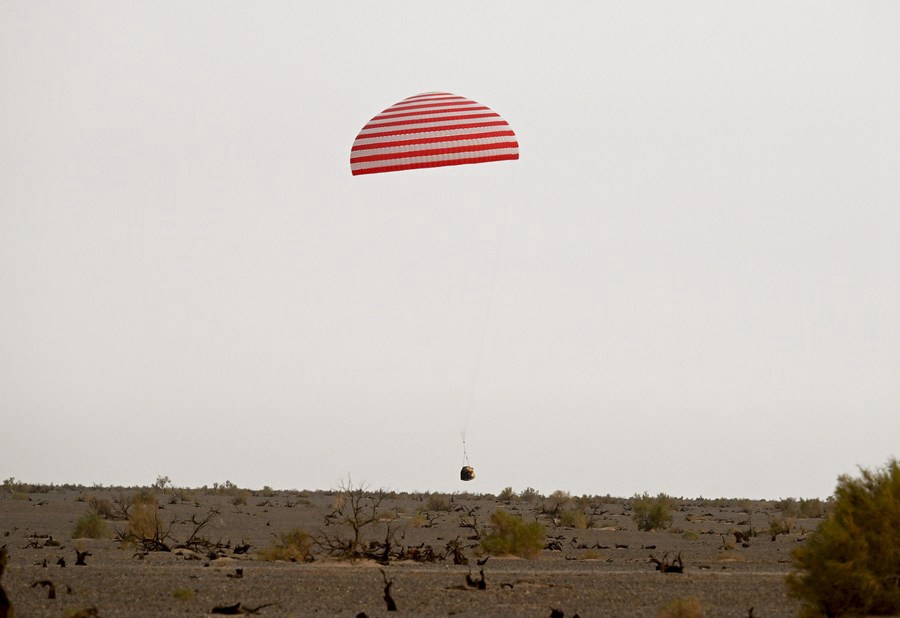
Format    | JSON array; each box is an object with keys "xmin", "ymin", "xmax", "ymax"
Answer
[
  {"xmin": 351, "ymin": 92, "xmax": 519, "ymax": 482},
  {"xmin": 350, "ymin": 92, "xmax": 519, "ymax": 176}
]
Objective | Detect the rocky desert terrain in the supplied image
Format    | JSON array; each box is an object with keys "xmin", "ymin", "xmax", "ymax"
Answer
[{"xmin": 0, "ymin": 483, "xmax": 823, "ymax": 616}]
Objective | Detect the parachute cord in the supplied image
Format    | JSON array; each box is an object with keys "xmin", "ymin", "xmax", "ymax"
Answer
[
  {"xmin": 461, "ymin": 435, "xmax": 470, "ymax": 467},
  {"xmin": 458, "ymin": 197, "xmax": 514, "ymax": 442}
]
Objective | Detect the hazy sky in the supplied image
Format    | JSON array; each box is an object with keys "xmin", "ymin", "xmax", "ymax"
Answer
[{"xmin": 2, "ymin": 1, "xmax": 899, "ymax": 499}]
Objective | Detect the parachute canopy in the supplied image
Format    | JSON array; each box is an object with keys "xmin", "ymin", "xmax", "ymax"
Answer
[{"xmin": 350, "ymin": 92, "xmax": 519, "ymax": 175}]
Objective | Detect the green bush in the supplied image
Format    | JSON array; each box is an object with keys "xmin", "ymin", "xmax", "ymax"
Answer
[
  {"xmin": 632, "ymin": 493, "xmax": 673, "ymax": 531},
  {"xmin": 72, "ymin": 512, "xmax": 112, "ymax": 539},
  {"xmin": 481, "ymin": 510, "xmax": 545, "ymax": 558},
  {"xmin": 787, "ymin": 459, "xmax": 900, "ymax": 617}
]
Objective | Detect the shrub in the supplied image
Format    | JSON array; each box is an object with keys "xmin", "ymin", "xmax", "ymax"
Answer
[
  {"xmin": 787, "ymin": 459, "xmax": 900, "ymax": 617},
  {"xmin": 424, "ymin": 493, "xmax": 452, "ymax": 512},
  {"xmin": 72, "ymin": 512, "xmax": 112, "ymax": 539},
  {"xmin": 481, "ymin": 510, "xmax": 545, "ymax": 558},
  {"xmin": 768, "ymin": 516, "xmax": 794, "ymax": 539},
  {"xmin": 660, "ymin": 596, "xmax": 704, "ymax": 618},
  {"xmin": 127, "ymin": 493, "xmax": 162, "ymax": 540},
  {"xmin": 798, "ymin": 497, "xmax": 827, "ymax": 519},
  {"xmin": 86, "ymin": 495, "xmax": 116, "ymax": 519},
  {"xmin": 258, "ymin": 528, "xmax": 313, "ymax": 562},
  {"xmin": 229, "ymin": 491, "xmax": 250, "ymax": 507},
  {"xmin": 632, "ymin": 493, "xmax": 674, "ymax": 531},
  {"xmin": 541, "ymin": 490, "xmax": 572, "ymax": 516},
  {"xmin": 498, "ymin": 486, "xmax": 516, "ymax": 502},
  {"xmin": 559, "ymin": 508, "xmax": 590, "ymax": 529},
  {"xmin": 519, "ymin": 487, "xmax": 541, "ymax": 502}
]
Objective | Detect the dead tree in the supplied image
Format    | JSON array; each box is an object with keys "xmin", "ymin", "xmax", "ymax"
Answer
[
  {"xmin": 32, "ymin": 579, "xmax": 57, "ymax": 599},
  {"xmin": 444, "ymin": 537, "xmax": 468, "ymax": 565},
  {"xmin": 179, "ymin": 509, "xmax": 221, "ymax": 551},
  {"xmin": 319, "ymin": 479, "xmax": 389, "ymax": 559},
  {"xmin": 381, "ymin": 569, "xmax": 397, "ymax": 612},
  {"xmin": 0, "ymin": 547, "xmax": 13, "ymax": 618},
  {"xmin": 457, "ymin": 506, "xmax": 482, "ymax": 540},
  {"xmin": 649, "ymin": 552, "xmax": 684, "ymax": 573}
]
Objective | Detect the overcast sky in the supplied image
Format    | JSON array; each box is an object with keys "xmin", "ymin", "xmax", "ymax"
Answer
[{"xmin": 2, "ymin": 1, "xmax": 899, "ymax": 499}]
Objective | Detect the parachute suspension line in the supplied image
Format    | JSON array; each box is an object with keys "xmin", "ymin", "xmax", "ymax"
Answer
[
  {"xmin": 457, "ymin": 197, "xmax": 514, "ymax": 440},
  {"xmin": 461, "ymin": 434, "xmax": 470, "ymax": 467}
]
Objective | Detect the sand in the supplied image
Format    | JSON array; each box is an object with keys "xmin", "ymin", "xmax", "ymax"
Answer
[{"xmin": 0, "ymin": 486, "xmax": 812, "ymax": 616}]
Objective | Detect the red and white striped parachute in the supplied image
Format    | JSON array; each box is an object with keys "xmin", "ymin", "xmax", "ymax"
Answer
[{"xmin": 350, "ymin": 92, "xmax": 519, "ymax": 175}]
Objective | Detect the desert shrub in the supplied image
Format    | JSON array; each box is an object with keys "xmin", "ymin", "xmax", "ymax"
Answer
[
  {"xmin": 72, "ymin": 512, "xmax": 112, "ymax": 539},
  {"xmin": 519, "ymin": 487, "xmax": 541, "ymax": 502},
  {"xmin": 172, "ymin": 487, "xmax": 198, "ymax": 503},
  {"xmin": 209, "ymin": 480, "xmax": 247, "ymax": 497},
  {"xmin": 498, "ymin": 486, "xmax": 516, "ymax": 502},
  {"xmin": 127, "ymin": 494, "xmax": 158, "ymax": 536},
  {"xmin": 318, "ymin": 478, "xmax": 392, "ymax": 559},
  {"xmin": 229, "ymin": 490, "xmax": 250, "ymax": 507},
  {"xmin": 787, "ymin": 459, "xmax": 900, "ymax": 617},
  {"xmin": 153, "ymin": 475, "xmax": 172, "ymax": 492},
  {"xmin": 542, "ymin": 490, "xmax": 572, "ymax": 516},
  {"xmin": 172, "ymin": 588, "xmax": 194, "ymax": 601},
  {"xmin": 798, "ymin": 497, "xmax": 826, "ymax": 519},
  {"xmin": 424, "ymin": 493, "xmax": 452, "ymax": 512},
  {"xmin": 559, "ymin": 508, "xmax": 590, "ymax": 529},
  {"xmin": 777, "ymin": 497, "xmax": 800, "ymax": 518},
  {"xmin": 481, "ymin": 510, "xmax": 545, "ymax": 558},
  {"xmin": 768, "ymin": 517, "xmax": 794, "ymax": 539},
  {"xmin": 86, "ymin": 495, "xmax": 116, "ymax": 519},
  {"xmin": 632, "ymin": 493, "xmax": 674, "ymax": 531},
  {"xmin": 258, "ymin": 528, "xmax": 314, "ymax": 562},
  {"xmin": 659, "ymin": 596, "xmax": 704, "ymax": 618}
]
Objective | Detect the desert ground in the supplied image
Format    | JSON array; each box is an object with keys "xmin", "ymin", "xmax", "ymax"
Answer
[{"xmin": 0, "ymin": 483, "xmax": 822, "ymax": 617}]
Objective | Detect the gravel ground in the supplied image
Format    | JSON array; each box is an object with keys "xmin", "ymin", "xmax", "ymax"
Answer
[{"xmin": 1, "ymin": 488, "xmax": 808, "ymax": 616}]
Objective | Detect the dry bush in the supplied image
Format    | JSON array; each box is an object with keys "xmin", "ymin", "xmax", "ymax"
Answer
[
  {"xmin": 424, "ymin": 493, "xmax": 452, "ymax": 512},
  {"xmin": 519, "ymin": 487, "xmax": 542, "ymax": 502},
  {"xmin": 498, "ymin": 486, "xmax": 516, "ymax": 502},
  {"xmin": 768, "ymin": 517, "xmax": 794, "ymax": 539},
  {"xmin": 541, "ymin": 490, "xmax": 572, "ymax": 516},
  {"xmin": 787, "ymin": 459, "xmax": 900, "ymax": 617},
  {"xmin": 798, "ymin": 497, "xmax": 827, "ymax": 519},
  {"xmin": 319, "ymin": 478, "xmax": 392, "ymax": 559},
  {"xmin": 127, "ymin": 493, "xmax": 163, "ymax": 541},
  {"xmin": 559, "ymin": 508, "xmax": 590, "ymax": 529},
  {"xmin": 659, "ymin": 596, "xmax": 705, "ymax": 618},
  {"xmin": 86, "ymin": 495, "xmax": 116, "ymax": 519},
  {"xmin": 229, "ymin": 491, "xmax": 251, "ymax": 507},
  {"xmin": 481, "ymin": 510, "xmax": 545, "ymax": 559},
  {"xmin": 258, "ymin": 528, "xmax": 314, "ymax": 562}
]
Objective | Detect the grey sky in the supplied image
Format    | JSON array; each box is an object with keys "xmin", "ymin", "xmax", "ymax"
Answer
[{"xmin": 2, "ymin": 1, "xmax": 899, "ymax": 498}]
